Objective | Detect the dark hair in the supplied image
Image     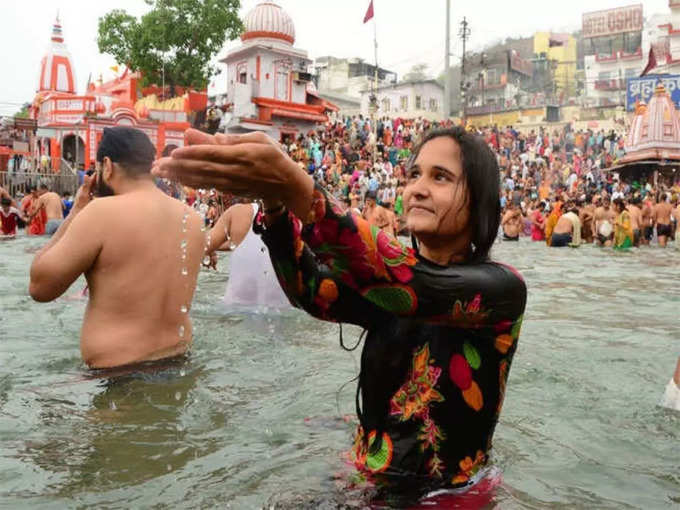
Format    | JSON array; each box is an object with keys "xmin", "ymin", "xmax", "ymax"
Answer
[
  {"xmin": 96, "ymin": 127, "xmax": 156, "ymax": 176},
  {"xmin": 613, "ymin": 197, "xmax": 625, "ymax": 211},
  {"xmin": 1, "ymin": 197, "xmax": 10, "ymax": 207},
  {"xmin": 408, "ymin": 127, "xmax": 500, "ymax": 263}
]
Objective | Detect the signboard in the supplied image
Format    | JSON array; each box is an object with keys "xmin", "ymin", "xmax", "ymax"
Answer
[
  {"xmin": 56, "ymin": 99, "xmax": 84, "ymax": 111},
  {"xmin": 626, "ymin": 74, "xmax": 680, "ymax": 112},
  {"xmin": 582, "ymin": 4, "xmax": 643, "ymax": 39}
]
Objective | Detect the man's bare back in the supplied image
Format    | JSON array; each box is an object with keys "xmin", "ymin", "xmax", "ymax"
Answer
[
  {"xmin": 553, "ymin": 215, "xmax": 573, "ymax": 235},
  {"xmin": 655, "ymin": 201, "xmax": 673, "ymax": 226},
  {"xmin": 31, "ymin": 185, "xmax": 205, "ymax": 368},
  {"xmin": 35, "ymin": 191, "xmax": 64, "ymax": 221},
  {"xmin": 30, "ymin": 126, "xmax": 205, "ymax": 369}
]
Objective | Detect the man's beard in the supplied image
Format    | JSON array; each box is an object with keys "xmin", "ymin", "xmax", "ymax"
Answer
[{"xmin": 96, "ymin": 175, "xmax": 115, "ymax": 197}]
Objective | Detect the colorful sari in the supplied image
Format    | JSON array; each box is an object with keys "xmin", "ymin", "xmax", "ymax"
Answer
[
  {"xmin": 545, "ymin": 202, "xmax": 562, "ymax": 246},
  {"xmin": 614, "ymin": 210, "xmax": 633, "ymax": 250}
]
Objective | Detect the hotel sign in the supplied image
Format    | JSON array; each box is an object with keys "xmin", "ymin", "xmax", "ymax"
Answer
[{"xmin": 582, "ymin": 5, "xmax": 643, "ymax": 38}]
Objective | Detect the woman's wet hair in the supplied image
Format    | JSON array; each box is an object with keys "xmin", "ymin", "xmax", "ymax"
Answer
[{"xmin": 408, "ymin": 127, "xmax": 500, "ymax": 263}]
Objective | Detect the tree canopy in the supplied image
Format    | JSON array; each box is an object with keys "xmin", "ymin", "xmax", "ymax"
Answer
[
  {"xmin": 402, "ymin": 63, "xmax": 430, "ymax": 83},
  {"xmin": 97, "ymin": 0, "xmax": 243, "ymax": 92}
]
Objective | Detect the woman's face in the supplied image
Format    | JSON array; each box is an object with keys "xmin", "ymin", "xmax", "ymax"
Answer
[{"xmin": 403, "ymin": 136, "xmax": 470, "ymax": 241}]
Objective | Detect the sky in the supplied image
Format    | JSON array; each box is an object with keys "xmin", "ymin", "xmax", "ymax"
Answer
[{"xmin": 0, "ymin": 0, "xmax": 669, "ymax": 116}]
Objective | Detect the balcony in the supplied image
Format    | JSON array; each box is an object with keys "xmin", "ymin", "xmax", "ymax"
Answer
[
  {"xmin": 594, "ymin": 48, "xmax": 642, "ymax": 63},
  {"xmin": 594, "ymin": 79, "xmax": 624, "ymax": 91}
]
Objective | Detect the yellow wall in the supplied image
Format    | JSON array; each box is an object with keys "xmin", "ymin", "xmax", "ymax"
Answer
[{"xmin": 534, "ymin": 32, "xmax": 578, "ymax": 98}]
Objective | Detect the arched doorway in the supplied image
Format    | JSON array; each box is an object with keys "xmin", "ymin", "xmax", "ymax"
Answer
[{"xmin": 61, "ymin": 134, "xmax": 86, "ymax": 170}]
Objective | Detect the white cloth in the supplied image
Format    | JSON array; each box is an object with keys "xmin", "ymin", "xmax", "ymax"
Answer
[
  {"xmin": 660, "ymin": 379, "xmax": 680, "ymax": 411},
  {"xmin": 223, "ymin": 204, "xmax": 290, "ymax": 310}
]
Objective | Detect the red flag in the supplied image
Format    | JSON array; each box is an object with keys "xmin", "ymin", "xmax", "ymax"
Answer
[
  {"xmin": 363, "ymin": 0, "xmax": 374, "ymax": 23},
  {"xmin": 640, "ymin": 47, "xmax": 657, "ymax": 77}
]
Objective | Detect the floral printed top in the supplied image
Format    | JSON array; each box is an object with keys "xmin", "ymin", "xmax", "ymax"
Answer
[{"xmin": 255, "ymin": 184, "xmax": 527, "ymax": 489}]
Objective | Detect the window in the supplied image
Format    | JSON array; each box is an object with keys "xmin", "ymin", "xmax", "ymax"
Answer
[
  {"xmin": 381, "ymin": 97, "xmax": 391, "ymax": 112},
  {"xmin": 415, "ymin": 96, "xmax": 422, "ymax": 109},
  {"xmin": 429, "ymin": 98, "xmax": 438, "ymax": 112},
  {"xmin": 598, "ymin": 71, "xmax": 612, "ymax": 80},
  {"xmin": 624, "ymin": 68, "xmax": 637, "ymax": 79},
  {"xmin": 276, "ymin": 68, "xmax": 289, "ymax": 100},
  {"xmin": 400, "ymin": 95, "xmax": 408, "ymax": 111},
  {"xmin": 237, "ymin": 62, "xmax": 247, "ymax": 84}
]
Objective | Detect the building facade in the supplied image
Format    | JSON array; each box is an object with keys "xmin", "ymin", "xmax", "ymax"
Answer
[
  {"xmin": 359, "ymin": 80, "xmax": 444, "ymax": 120},
  {"xmin": 220, "ymin": 1, "xmax": 336, "ymax": 140},
  {"xmin": 314, "ymin": 56, "xmax": 397, "ymax": 100},
  {"xmin": 582, "ymin": 4, "xmax": 647, "ymax": 107},
  {"xmin": 29, "ymin": 16, "xmax": 196, "ymax": 173}
]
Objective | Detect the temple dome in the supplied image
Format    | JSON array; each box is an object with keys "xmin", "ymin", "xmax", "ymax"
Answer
[
  {"xmin": 241, "ymin": 2, "xmax": 295, "ymax": 45},
  {"xmin": 38, "ymin": 15, "xmax": 76, "ymax": 94},
  {"xmin": 623, "ymin": 83, "xmax": 680, "ymax": 161}
]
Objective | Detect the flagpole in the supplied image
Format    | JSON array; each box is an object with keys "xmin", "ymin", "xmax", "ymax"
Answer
[{"xmin": 372, "ymin": 1, "xmax": 378, "ymax": 167}]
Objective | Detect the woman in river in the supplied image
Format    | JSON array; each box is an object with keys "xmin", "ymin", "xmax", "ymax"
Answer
[
  {"xmin": 613, "ymin": 198, "xmax": 633, "ymax": 250},
  {"xmin": 154, "ymin": 127, "xmax": 527, "ymax": 503}
]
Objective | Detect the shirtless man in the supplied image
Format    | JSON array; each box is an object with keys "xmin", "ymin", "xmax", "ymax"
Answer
[
  {"xmin": 501, "ymin": 203, "xmax": 523, "ymax": 241},
  {"xmin": 653, "ymin": 193, "xmax": 673, "ymax": 247},
  {"xmin": 30, "ymin": 183, "xmax": 64, "ymax": 235},
  {"xmin": 551, "ymin": 202, "xmax": 580, "ymax": 247},
  {"xmin": 362, "ymin": 190, "xmax": 398, "ymax": 236},
  {"xmin": 594, "ymin": 197, "xmax": 616, "ymax": 247},
  {"xmin": 203, "ymin": 201, "xmax": 255, "ymax": 268},
  {"xmin": 641, "ymin": 196, "xmax": 654, "ymax": 246},
  {"xmin": 579, "ymin": 196, "xmax": 596, "ymax": 244},
  {"xmin": 627, "ymin": 196, "xmax": 643, "ymax": 247},
  {"xmin": 672, "ymin": 199, "xmax": 680, "ymax": 249},
  {"xmin": 29, "ymin": 127, "xmax": 205, "ymax": 369}
]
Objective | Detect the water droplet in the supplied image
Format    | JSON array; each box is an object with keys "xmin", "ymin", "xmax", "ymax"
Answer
[
  {"xmin": 260, "ymin": 247, "xmax": 266, "ymax": 253},
  {"xmin": 181, "ymin": 267, "xmax": 188, "ymax": 276},
  {"xmin": 167, "ymin": 464, "xmax": 172, "ymax": 472},
  {"xmin": 175, "ymin": 391, "xmax": 181, "ymax": 400},
  {"xmin": 180, "ymin": 240, "xmax": 187, "ymax": 249},
  {"xmin": 182, "ymin": 226, "xmax": 188, "ymax": 233},
  {"xmin": 179, "ymin": 369, "xmax": 186, "ymax": 377},
  {"xmin": 178, "ymin": 325, "xmax": 185, "ymax": 337},
  {"xmin": 180, "ymin": 305, "xmax": 188, "ymax": 313},
  {"xmin": 110, "ymin": 401, "xmax": 117, "ymax": 411},
  {"xmin": 229, "ymin": 243, "xmax": 236, "ymax": 250},
  {"xmin": 181, "ymin": 253, "xmax": 186, "ymax": 260}
]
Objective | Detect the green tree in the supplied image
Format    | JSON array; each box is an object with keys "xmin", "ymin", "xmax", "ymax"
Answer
[
  {"xmin": 14, "ymin": 104, "xmax": 30, "ymax": 119},
  {"xmin": 402, "ymin": 63, "xmax": 430, "ymax": 82},
  {"xmin": 97, "ymin": 0, "xmax": 243, "ymax": 94}
]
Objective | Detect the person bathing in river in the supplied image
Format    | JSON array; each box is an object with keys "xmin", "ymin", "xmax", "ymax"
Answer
[
  {"xmin": 501, "ymin": 201, "xmax": 522, "ymax": 241},
  {"xmin": 204, "ymin": 200, "xmax": 290, "ymax": 309},
  {"xmin": 551, "ymin": 201, "xmax": 581, "ymax": 247},
  {"xmin": 154, "ymin": 127, "xmax": 527, "ymax": 504},
  {"xmin": 29, "ymin": 127, "xmax": 205, "ymax": 369},
  {"xmin": 660, "ymin": 357, "xmax": 680, "ymax": 411},
  {"xmin": 29, "ymin": 182, "xmax": 64, "ymax": 236}
]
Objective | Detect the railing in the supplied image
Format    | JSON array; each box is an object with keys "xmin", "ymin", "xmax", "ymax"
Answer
[
  {"xmin": 0, "ymin": 171, "xmax": 78, "ymax": 198},
  {"xmin": 60, "ymin": 158, "xmax": 76, "ymax": 175}
]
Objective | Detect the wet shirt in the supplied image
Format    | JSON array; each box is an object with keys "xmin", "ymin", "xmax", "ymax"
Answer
[{"xmin": 256, "ymin": 185, "xmax": 527, "ymax": 489}]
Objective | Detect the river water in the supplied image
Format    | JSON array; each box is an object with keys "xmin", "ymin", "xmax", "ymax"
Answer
[{"xmin": 0, "ymin": 235, "xmax": 678, "ymax": 509}]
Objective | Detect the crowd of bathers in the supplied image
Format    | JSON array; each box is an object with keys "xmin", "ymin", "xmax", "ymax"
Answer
[{"xmin": 4, "ymin": 116, "xmax": 680, "ymax": 248}]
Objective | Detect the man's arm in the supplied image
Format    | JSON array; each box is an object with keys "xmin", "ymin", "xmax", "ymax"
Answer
[{"xmin": 29, "ymin": 176, "xmax": 101, "ymax": 302}]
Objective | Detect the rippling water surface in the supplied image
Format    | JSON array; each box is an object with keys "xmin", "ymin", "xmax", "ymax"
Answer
[{"xmin": 0, "ymin": 235, "xmax": 678, "ymax": 509}]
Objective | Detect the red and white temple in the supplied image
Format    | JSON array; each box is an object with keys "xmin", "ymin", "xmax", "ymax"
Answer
[
  {"xmin": 220, "ymin": 1, "xmax": 336, "ymax": 140},
  {"xmin": 30, "ymin": 16, "xmax": 206, "ymax": 173},
  {"xmin": 619, "ymin": 82, "xmax": 680, "ymax": 167}
]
